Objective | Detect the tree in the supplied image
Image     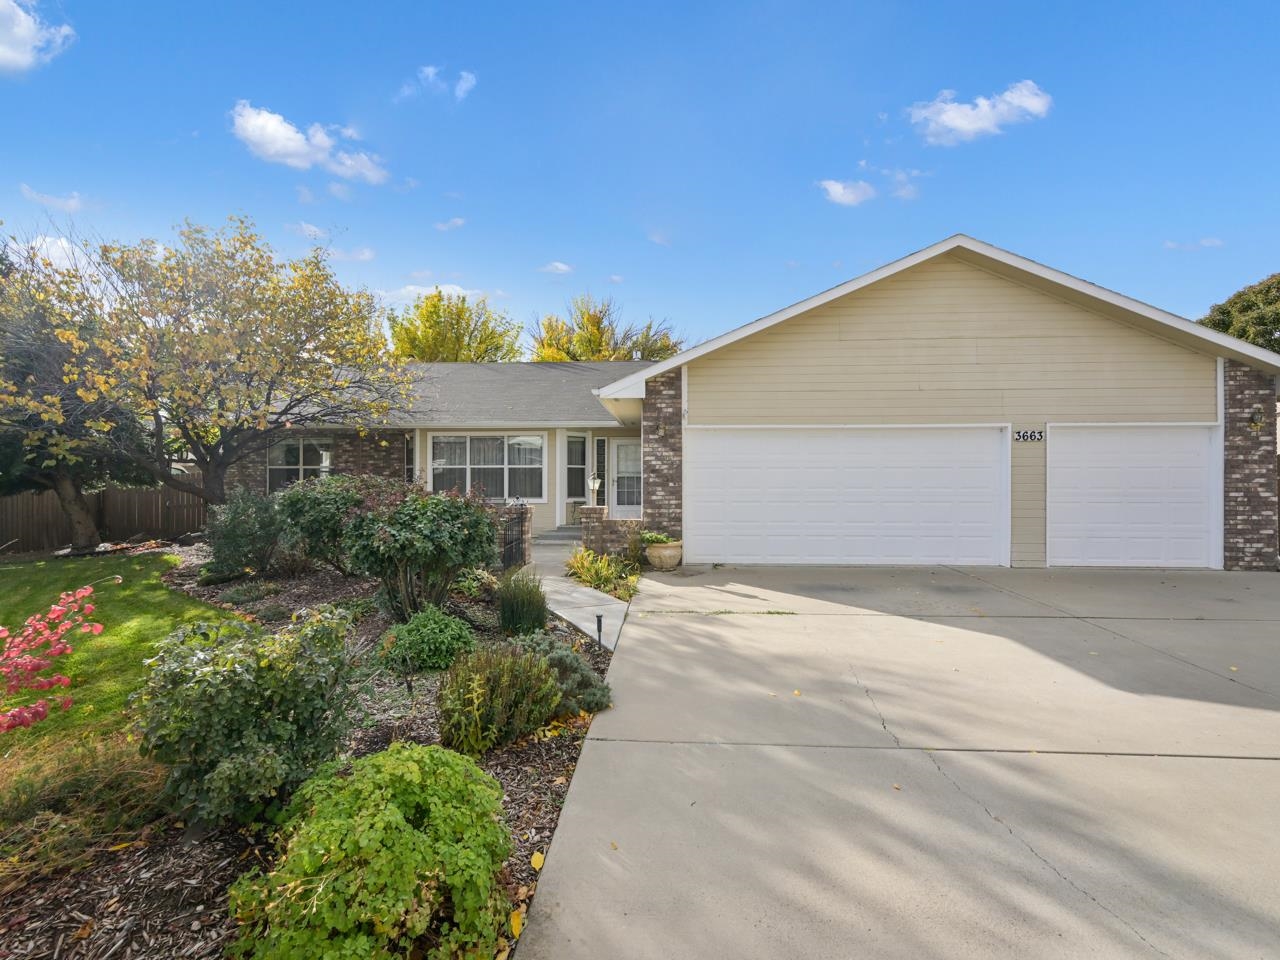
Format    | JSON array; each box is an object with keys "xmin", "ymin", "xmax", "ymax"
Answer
[
  {"xmin": 1201, "ymin": 272, "xmax": 1280, "ymax": 350},
  {"xmin": 0, "ymin": 243, "xmax": 149, "ymax": 549},
  {"xmin": 388, "ymin": 288, "xmax": 521, "ymax": 362},
  {"xmin": 63, "ymin": 218, "xmax": 406, "ymax": 504},
  {"xmin": 530, "ymin": 295, "xmax": 682, "ymax": 361}
]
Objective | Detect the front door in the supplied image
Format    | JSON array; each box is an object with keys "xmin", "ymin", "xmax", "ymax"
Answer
[{"xmin": 610, "ymin": 438, "xmax": 642, "ymax": 520}]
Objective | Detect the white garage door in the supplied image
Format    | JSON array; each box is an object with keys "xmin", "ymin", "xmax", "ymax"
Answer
[
  {"xmin": 1047, "ymin": 425, "xmax": 1219, "ymax": 568},
  {"xmin": 683, "ymin": 427, "xmax": 1009, "ymax": 565}
]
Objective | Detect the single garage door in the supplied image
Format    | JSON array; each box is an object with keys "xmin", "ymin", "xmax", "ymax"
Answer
[
  {"xmin": 683, "ymin": 426, "xmax": 1009, "ymax": 565},
  {"xmin": 1047, "ymin": 425, "xmax": 1218, "ymax": 567}
]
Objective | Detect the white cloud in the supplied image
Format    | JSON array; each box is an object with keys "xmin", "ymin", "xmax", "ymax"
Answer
[
  {"xmin": 12, "ymin": 234, "xmax": 79, "ymax": 269},
  {"xmin": 885, "ymin": 167, "xmax": 923, "ymax": 200},
  {"xmin": 455, "ymin": 71, "xmax": 476, "ymax": 101},
  {"xmin": 330, "ymin": 246, "xmax": 376, "ymax": 262},
  {"xmin": 409, "ymin": 268, "xmax": 433, "ymax": 280},
  {"xmin": 296, "ymin": 184, "xmax": 314, "ymax": 204},
  {"xmin": 818, "ymin": 179, "xmax": 876, "ymax": 206},
  {"xmin": 434, "ymin": 217, "xmax": 465, "ymax": 232},
  {"xmin": 539, "ymin": 261, "xmax": 573, "ymax": 274},
  {"xmin": 419, "ymin": 65, "xmax": 444, "ymax": 90},
  {"xmin": 19, "ymin": 182, "xmax": 82, "ymax": 213},
  {"xmin": 378, "ymin": 282, "xmax": 484, "ymax": 305},
  {"xmin": 647, "ymin": 229, "xmax": 671, "ymax": 246},
  {"xmin": 1163, "ymin": 237, "xmax": 1225, "ymax": 251},
  {"xmin": 328, "ymin": 181, "xmax": 351, "ymax": 201},
  {"xmin": 909, "ymin": 80, "xmax": 1052, "ymax": 146},
  {"xmin": 0, "ymin": 0, "xmax": 75, "ymax": 73},
  {"xmin": 286, "ymin": 220, "xmax": 328, "ymax": 241},
  {"xmin": 230, "ymin": 100, "xmax": 388, "ymax": 183},
  {"xmin": 608, "ymin": 274, "xmax": 624, "ymax": 284}
]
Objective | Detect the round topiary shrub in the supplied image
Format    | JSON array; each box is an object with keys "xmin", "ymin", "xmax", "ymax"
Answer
[
  {"xmin": 230, "ymin": 743, "xmax": 512, "ymax": 960},
  {"xmin": 378, "ymin": 605, "xmax": 475, "ymax": 673}
]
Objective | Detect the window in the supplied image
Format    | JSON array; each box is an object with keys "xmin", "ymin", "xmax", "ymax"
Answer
[
  {"xmin": 430, "ymin": 434, "xmax": 545, "ymax": 501},
  {"xmin": 404, "ymin": 433, "xmax": 416, "ymax": 482},
  {"xmin": 567, "ymin": 435, "xmax": 587, "ymax": 500},
  {"xmin": 267, "ymin": 438, "xmax": 332, "ymax": 492},
  {"xmin": 594, "ymin": 437, "xmax": 607, "ymax": 506}
]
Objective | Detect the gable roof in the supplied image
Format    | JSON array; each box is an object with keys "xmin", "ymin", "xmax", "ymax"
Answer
[
  {"xmin": 596, "ymin": 234, "xmax": 1280, "ymax": 399},
  {"xmin": 390, "ymin": 361, "xmax": 654, "ymax": 427}
]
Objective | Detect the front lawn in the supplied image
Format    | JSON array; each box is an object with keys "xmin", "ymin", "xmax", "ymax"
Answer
[{"xmin": 0, "ymin": 552, "xmax": 222, "ymax": 744}]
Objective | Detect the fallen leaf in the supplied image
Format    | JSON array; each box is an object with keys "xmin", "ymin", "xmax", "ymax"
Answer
[
  {"xmin": 510, "ymin": 910, "xmax": 523, "ymax": 938},
  {"xmin": 496, "ymin": 948, "xmax": 511, "ymax": 960},
  {"xmin": 73, "ymin": 919, "xmax": 94, "ymax": 940},
  {"xmin": 892, "ymin": 783, "xmax": 901, "ymax": 791},
  {"xmin": 793, "ymin": 689, "xmax": 801, "ymax": 696},
  {"xmin": 610, "ymin": 841, "xmax": 618, "ymax": 850},
  {"xmin": 107, "ymin": 841, "xmax": 133, "ymax": 852},
  {"xmin": 531, "ymin": 850, "xmax": 545, "ymax": 871},
  {"xmin": 1230, "ymin": 666, "xmax": 1239, "ymax": 672},
  {"xmin": 552, "ymin": 776, "xmax": 567, "ymax": 786}
]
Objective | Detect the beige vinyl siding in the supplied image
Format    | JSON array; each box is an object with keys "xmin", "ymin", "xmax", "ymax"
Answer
[{"xmin": 686, "ymin": 254, "xmax": 1218, "ymax": 566}]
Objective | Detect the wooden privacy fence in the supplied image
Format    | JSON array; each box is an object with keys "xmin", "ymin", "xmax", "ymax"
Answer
[{"xmin": 0, "ymin": 487, "xmax": 207, "ymax": 554}]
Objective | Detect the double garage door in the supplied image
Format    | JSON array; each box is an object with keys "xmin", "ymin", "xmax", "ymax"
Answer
[{"xmin": 683, "ymin": 425, "xmax": 1219, "ymax": 567}]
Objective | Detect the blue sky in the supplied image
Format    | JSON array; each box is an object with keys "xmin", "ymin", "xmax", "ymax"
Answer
[{"xmin": 3, "ymin": 1, "xmax": 1278, "ymax": 347}]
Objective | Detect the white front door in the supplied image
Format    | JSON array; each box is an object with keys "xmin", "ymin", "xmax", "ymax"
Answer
[{"xmin": 610, "ymin": 438, "xmax": 642, "ymax": 520}]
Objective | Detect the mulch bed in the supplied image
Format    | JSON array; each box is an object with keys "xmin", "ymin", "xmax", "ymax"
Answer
[{"xmin": 0, "ymin": 545, "xmax": 611, "ymax": 960}]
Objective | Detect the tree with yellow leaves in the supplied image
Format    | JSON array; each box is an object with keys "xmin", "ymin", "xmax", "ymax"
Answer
[
  {"xmin": 530, "ymin": 295, "xmax": 682, "ymax": 361},
  {"xmin": 388, "ymin": 288, "xmax": 521, "ymax": 362},
  {"xmin": 29, "ymin": 218, "xmax": 406, "ymax": 504}
]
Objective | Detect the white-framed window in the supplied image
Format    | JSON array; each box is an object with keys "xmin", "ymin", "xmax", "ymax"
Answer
[
  {"xmin": 267, "ymin": 437, "xmax": 333, "ymax": 492},
  {"xmin": 429, "ymin": 433, "xmax": 546, "ymax": 501},
  {"xmin": 566, "ymin": 434, "xmax": 588, "ymax": 501}
]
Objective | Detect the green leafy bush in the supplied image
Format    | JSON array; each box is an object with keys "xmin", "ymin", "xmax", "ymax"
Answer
[
  {"xmin": 516, "ymin": 632, "xmax": 612, "ymax": 717},
  {"xmin": 496, "ymin": 569, "xmax": 548, "ymax": 634},
  {"xmin": 639, "ymin": 529, "xmax": 673, "ymax": 544},
  {"xmin": 378, "ymin": 605, "xmax": 474, "ymax": 674},
  {"xmin": 205, "ymin": 489, "xmax": 283, "ymax": 579},
  {"xmin": 134, "ymin": 608, "xmax": 352, "ymax": 826},
  {"xmin": 565, "ymin": 547, "xmax": 639, "ymax": 601},
  {"xmin": 230, "ymin": 743, "xmax": 511, "ymax": 960},
  {"xmin": 438, "ymin": 645, "xmax": 560, "ymax": 757},
  {"xmin": 345, "ymin": 489, "xmax": 497, "ymax": 620},
  {"xmin": 217, "ymin": 580, "xmax": 281, "ymax": 605},
  {"xmin": 275, "ymin": 474, "xmax": 366, "ymax": 574},
  {"xmin": 454, "ymin": 566, "xmax": 499, "ymax": 600}
]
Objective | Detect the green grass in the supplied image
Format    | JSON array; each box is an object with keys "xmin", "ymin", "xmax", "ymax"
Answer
[{"xmin": 0, "ymin": 553, "xmax": 223, "ymax": 745}]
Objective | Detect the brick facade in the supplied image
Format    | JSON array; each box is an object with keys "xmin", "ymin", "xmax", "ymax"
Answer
[
  {"xmin": 225, "ymin": 429, "xmax": 408, "ymax": 493},
  {"xmin": 641, "ymin": 369, "xmax": 683, "ymax": 539},
  {"xmin": 1223, "ymin": 359, "xmax": 1278, "ymax": 570},
  {"xmin": 579, "ymin": 505, "xmax": 642, "ymax": 557}
]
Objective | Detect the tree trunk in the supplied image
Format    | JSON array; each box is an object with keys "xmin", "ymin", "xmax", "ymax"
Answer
[
  {"xmin": 201, "ymin": 464, "xmax": 227, "ymax": 505},
  {"xmin": 50, "ymin": 469, "xmax": 101, "ymax": 551}
]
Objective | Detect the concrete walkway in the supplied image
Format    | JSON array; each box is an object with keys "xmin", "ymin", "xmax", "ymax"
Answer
[
  {"xmin": 520, "ymin": 565, "xmax": 1280, "ymax": 959},
  {"xmin": 530, "ymin": 537, "xmax": 628, "ymax": 650}
]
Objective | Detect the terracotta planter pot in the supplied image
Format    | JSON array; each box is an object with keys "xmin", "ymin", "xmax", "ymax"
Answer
[{"xmin": 645, "ymin": 541, "xmax": 683, "ymax": 571}]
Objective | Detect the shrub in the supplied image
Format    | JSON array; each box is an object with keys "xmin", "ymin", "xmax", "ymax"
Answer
[
  {"xmin": 378, "ymin": 606, "xmax": 474, "ymax": 679},
  {"xmin": 1, "ymin": 584, "xmax": 106, "ymax": 734},
  {"xmin": 438, "ymin": 645, "xmax": 560, "ymax": 756},
  {"xmin": 217, "ymin": 580, "xmax": 281, "ymax": 606},
  {"xmin": 275, "ymin": 474, "xmax": 366, "ymax": 574},
  {"xmin": 639, "ymin": 530, "xmax": 673, "ymax": 545},
  {"xmin": 229, "ymin": 743, "xmax": 511, "ymax": 960},
  {"xmin": 496, "ymin": 569, "xmax": 548, "ymax": 634},
  {"xmin": 565, "ymin": 547, "xmax": 640, "ymax": 602},
  {"xmin": 134, "ymin": 608, "xmax": 352, "ymax": 826},
  {"xmin": 345, "ymin": 490, "xmax": 497, "ymax": 620},
  {"xmin": 516, "ymin": 632, "xmax": 611, "ymax": 717},
  {"xmin": 205, "ymin": 489, "xmax": 283, "ymax": 579},
  {"xmin": 335, "ymin": 596, "xmax": 378, "ymax": 623},
  {"xmin": 454, "ymin": 566, "xmax": 499, "ymax": 600}
]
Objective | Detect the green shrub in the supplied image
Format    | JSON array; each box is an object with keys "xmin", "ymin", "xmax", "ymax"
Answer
[
  {"xmin": 565, "ymin": 547, "xmax": 640, "ymax": 601},
  {"xmin": 516, "ymin": 632, "xmax": 612, "ymax": 717},
  {"xmin": 336, "ymin": 596, "xmax": 378, "ymax": 622},
  {"xmin": 454, "ymin": 566, "xmax": 499, "ymax": 600},
  {"xmin": 133, "ymin": 608, "xmax": 352, "ymax": 826},
  {"xmin": 205, "ymin": 489, "xmax": 283, "ymax": 579},
  {"xmin": 276, "ymin": 474, "xmax": 366, "ymax": 574},
  {"xmin": 378, "ymin": 606, "xmax": 474, "ymax": 675},
  {"xmin": 230, "ymin": 743, "xmax": 511, "ymax": 960},
  {"xmin": 438, "ymin": 645, "xmax": 560, "ymax": 757},
  {"xmin": 639, "ymin": 529, "xmax": 673, "ymax": 545},
  {"xmin": 254, "ymin": 603, "xmax": 293, "ymax": 623},
  {"xmin": 217, "ymin": 580, "xmax": 281, "ymax": 605},
  {"xmin": 345, "ymin": 489, "xmax": 497, "ymax": 620},
  {"xmin": 496, "ymin": 569, "xmax": 548, "ymax": 634}
]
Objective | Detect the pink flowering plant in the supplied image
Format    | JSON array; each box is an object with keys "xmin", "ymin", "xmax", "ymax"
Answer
[{"xmin": 0, "ymin": 581, "xmax": 114, "ymax": 733}]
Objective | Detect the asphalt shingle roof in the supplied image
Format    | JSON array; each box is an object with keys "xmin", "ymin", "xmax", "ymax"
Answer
[{"xmin": 388, "ymin": 361, "xmax": 653, "ymax": 427}]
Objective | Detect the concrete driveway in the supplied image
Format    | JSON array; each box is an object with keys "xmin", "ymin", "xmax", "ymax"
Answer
[{"xmin": 519, "ymin": 566, "xmax": 1280, "ymax": 960}]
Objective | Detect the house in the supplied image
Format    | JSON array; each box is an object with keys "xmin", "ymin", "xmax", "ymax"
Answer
[
  {"xmin": 230, "ymin": 234, "xmax": 1280, "ymax": 570},
  {"xmin": 226, "ymin": 361, "xmax": 652, "ymax": 536}
]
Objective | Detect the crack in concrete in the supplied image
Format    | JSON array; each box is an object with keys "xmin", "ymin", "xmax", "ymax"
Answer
[{"xmin": 924, "ymin": 749, "xmax": 1174, "ymax": 959}]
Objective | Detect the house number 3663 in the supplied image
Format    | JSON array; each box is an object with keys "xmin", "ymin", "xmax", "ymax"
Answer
[{"xmin": 1013, "ymin": 430, "xmax": 1045, "ymax": 442}]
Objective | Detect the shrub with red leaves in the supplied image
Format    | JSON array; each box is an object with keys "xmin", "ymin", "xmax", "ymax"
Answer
[{"xmin": 1, "ymin": 582, "xmax": 112, "ymax": 733}]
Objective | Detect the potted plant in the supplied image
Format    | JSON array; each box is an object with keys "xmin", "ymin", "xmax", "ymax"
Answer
[{"xmin": 641, "ymin": 530, "xmax": 682, "ymax": 571}]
